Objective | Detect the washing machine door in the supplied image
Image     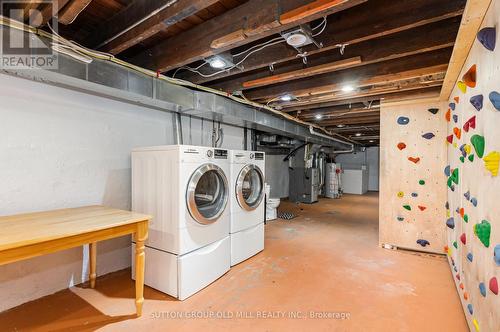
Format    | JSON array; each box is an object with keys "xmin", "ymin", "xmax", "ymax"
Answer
[
  {"xmin": 236, "ymin": 164, "xmax": 264, "ymax": 211},
  {"xmin": 186, "ymin": 163, "xmax": 229, "ymax": 225}
]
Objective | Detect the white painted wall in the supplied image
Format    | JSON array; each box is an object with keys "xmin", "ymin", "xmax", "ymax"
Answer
[
  {"xmin": 336, "ymin": 147, "xmax": 380, "ymax": 191},
  {"xmin": 0, "ymin": 73, "xmax": 244, "ymax": 312}
]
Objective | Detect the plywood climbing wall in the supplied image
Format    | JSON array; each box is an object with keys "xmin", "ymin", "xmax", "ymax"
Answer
[
  {"xmin": 379, "ymin": 99, "xmax": 447, "ymax": 253},
  {"xmin": 444, "ymin": 2, "xmax": 500, "ymax": 330}
]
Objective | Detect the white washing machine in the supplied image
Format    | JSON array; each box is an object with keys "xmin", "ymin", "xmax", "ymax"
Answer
[
  {"xmin": 229, "ymin": 150, "xmax": 266, "ymax": 266},
  {"xmin": 131, "ymin": 145, "xmax": 230, "ymax": 300}
]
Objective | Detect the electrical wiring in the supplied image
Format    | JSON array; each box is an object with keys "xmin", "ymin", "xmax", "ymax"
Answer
[
  {"xmin": 232, "ymin": 36, "xmax": 285, "ymax": 57},
  {"xmin": 312, "ymin": 17, "xmax": 327, "ymax": 37},
  {"xmin": 0, "ymin": 15, "xmax": 356, "ymax": 145}
]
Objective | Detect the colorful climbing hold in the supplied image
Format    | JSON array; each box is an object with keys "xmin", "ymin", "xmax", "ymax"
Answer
[
  {"xmin": 418, "ymin": 180, "xmax": 425, "ymax": 185},
  {"xmin": 453, "ymin": 114, "xmax": 458, "ymax": 123},
  {"xmin": 418, "ymin": 205, "xmax": 426, "ymax": 211},
  {"xmin": 450, "ymin": 168, "xmax": 459, "ymax": 185},
  {"xmin": 474, "ymin": 220, "xmax": 491, "ymax": 248},
  {"xmin": 471, "ymin": 197, "xmax": 478, "ymax": 207},
  {"xmin": 446, "ymin": 135, "xmax": 453, "ymax": 144},
  {"xmin": 479, "ymin": 282, "xmax": 487, "ymax": 297},
  {"xmin": 397, "ymin": 191, "xmax": 404, "ymax": 198},
  {"xmin": 397, "ymin": 116, "xmax": 409, "ymax": 125},
  {"xmin": 449, "ymin": 102, "xmax": 456, "ymax": 111},
  {"xmin": 444, "ymin": 165, "xmax": 451, "ymax": 177},
  {"xmin": 463, "ymin": 214, "xmax": 469, "ymax": 223},
  {"xmin": 411, "ymin": 192, "xmax": 418, "ymax": 198},
  {"xmin": 462, "ymin": 64, "xmax": 477, "ymax": 88},
  {"xmin": 460, "ymin": 156, "xmax": 465, "ymax": 163},
  {"xmin": 453, "ymin": 241, "xmax": 458, "ymax": 249},
  {"xmin": 428, "ymin": 108, "xmax": 439, "ymax": 114},
  {"xmin": 445, "ymin": 109, "xmax": 451, "ymax": 122},
  {"xmin": 416, "ymin": 239, "xmax": 430, "ymax": 247},
  {"xmin": 445, "ymin": 201, "xmax": 449, "ymax": 210},
  {"xmin": 477, "ymin": 26, "xmax": 496, "ymax": 51},
  {"xmin": 467, "ymin": 304, "xmax": 473, "ymax": 315},
  {"xmin": 490, "ymin": 277, "xmax": 498, "ymax": 295},
  {"xmin": 457, "ymin": 81, "xmax": 467, "ymax": 93},
  {"xmin": 483, "ymin": 151, "xmax": 500, "ymax": 176},
  {"xmin": 494, "ymin": 245, "xmax": 500, "ymax": 266},
  {"xmin": 454, "ymin": 96, "xmax": 460, "ymax": 103},
  {"xmin": 422, "ymin": 132, "xmax": 435, "ymax": 140},
  {"xmin": 468, "ymin": 154, "xmax": 475, "ymax": 162},
  {"xmin": 463, "ymin": 292, "xmax": 468, "ymax": 300},
  {"xmin": 397, "ymin": 142, "xmax": 406, "ymax": 150},
  {"xmin": 459, "ymin": 283, "xmax": 464, "ymax": 290},
  {"xmin": 460, "ymin": 233, "xmax": 466, "ymax": 245},
  {"xmin": 397, "ymin": 216, "xmax": 404, "ymax": 222},
  {"xmin": 403, "ymin": 205, "xmax": 411, "ymax": 211},
  {"xmin": 467, "ymin": 253, "xmax": 473, "ymax": 262},
  {"xmin": 446, "ymin": 218, "xmax": 455, "ymax": 229},
  {"xmin": 464, "ymin": 191, "xmax": 470, "ymax": 201},
  {"xmin": 459, "ymin": 208, "xmax": 465, "ymax": 217},
  {"xmin": 453, "ymin": 127, "xmax": 461, "ymax": 139},
  {"xmin": 408, "ymin": 157, "xmax": 420, "ymax": 164},
  {"xmin": 463, "ymin": 116, "xmax": 476, "ymax": 132},
  {"xmin": 470, "ymin": 95, "xmax": 483, "ymax": 111},
  {"xmin": 488, "ymin": 91, "xmax": 500, "ymax": 111},
  {"xmin": 472, "ymin": 318, "xmax": 479, "ymax": 332},
  {"xmin": 470, "ymin": 135, "xmax": 485, "ymax": 158}
]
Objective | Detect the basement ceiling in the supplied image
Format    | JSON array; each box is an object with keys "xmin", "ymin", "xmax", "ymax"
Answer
[{"xmin": 7, "ymin": 0, "xmax": 467, "ymax": 146}]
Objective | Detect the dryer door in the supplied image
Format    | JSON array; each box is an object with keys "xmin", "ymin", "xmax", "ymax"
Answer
[
  {"xmin": 236, "ymin": 164, "xmax": 264, "ymax": 211},
  {"xmin": 186, "ymin": 163, "xmax": 229, "ymax": 225}
]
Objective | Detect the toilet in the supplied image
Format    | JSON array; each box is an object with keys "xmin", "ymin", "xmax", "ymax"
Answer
[{"xmin": 266, "ymin": 198, "xmax": 281, "ymax": 221}]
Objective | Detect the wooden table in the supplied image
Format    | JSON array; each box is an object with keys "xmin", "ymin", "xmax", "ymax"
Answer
[{"xmin": 0, "ymin": 206, "xmax": 151, "ymax": 316}]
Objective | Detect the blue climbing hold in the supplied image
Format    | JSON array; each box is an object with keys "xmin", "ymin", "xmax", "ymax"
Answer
[
  {"xmin": 397, "ymin": 116, "xmax": 410, "ymax": 125},
  {"xmin": 470, "ymin": 95, "xmax": 483, "ymax": 111},
  {"xmin": 464, "ymin": 191, "xmax": 470, "ymax": 201},
  {"xmin": 494, "ymin": 245, "xmax": 500, "ymax": 266},
  {"xmin": 489, "ymin": 91, "xmax": 500, "ymax": 111},
  {"xmin": 479, "ymin": 282, "xmax": 487, "ymax": 297},
  {"xmin": 449, "ymin": 102, "xmax": 456, "ymax": 111},
  {"xmin": 467, "ymin": 253, "xmax": 473, "ymax": 262},
  {"xmin": 444, "ymin": 165, "xmax": 451, "ymax": 177},
  {"xmin": 411, "ymin": 192, "xmax": 418, "ymax": 198},
  {"xmin": 471, "ymin": 197, "xmax": 478, "ymax": 207},
  {"xmin": 477, "ymin": 27, "xmax": 496, "ymax": 51},
  {"xmin": 422, "ymin": 132, "xmax": 435, "ymax": 140},
  {"xmin": 467, "ymin": 304, "xmax": 473, "ymax": 315},
  {"xmin": 453, "ymin": 114, "xmax": 458, "ymax": 123},
  {"xmin": 446, "ymin": 218, "xmax": 455, "ymax": 229},
  {"xmin": 416, "ymin": 239, "xmax": 430, "ymax": 247}
]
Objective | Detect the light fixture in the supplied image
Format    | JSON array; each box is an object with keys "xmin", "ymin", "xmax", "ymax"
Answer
[
  {"xmin": 209, "ymin": 58, "xmax": 226, "ymax": 68},
  {"xmin": 369, "ymin": 140, "xmax": 374, "ymax": 143},
  {"xmin": 315, "ymin": 114, "xmax": 323, "ymax": 120},
  {"xmin": 280, "ymin": 94, "xmax": 293, "ymax": 102},
  {"xmin": 336, "ymin": 124, "xmax": 345, "ymax": 128},
  {"xmin": 355, "ymin": 133, "xmax": 362, "ymax": 137},
  {"xmin": 204, "ymin": 53, "xmax": 234, "ymax": 69},
  {"xmin": 341, "ymin": 85, "xmax": 355, "ymax": 92}
]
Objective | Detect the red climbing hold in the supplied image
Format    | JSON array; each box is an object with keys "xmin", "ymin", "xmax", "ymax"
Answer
[
  {"xmin": 463, "ymin": 116, "xmax": 476, "ymax": 132},
  {"xmin": 490, "ymin": 277, "xmax": 498, "ymax": 295},
  {"xmin": 447, "ymin": 135, "xmax": 453, "ymax": 144},
  {"xmin": 446, "ymin": 109, "xmax": 451, "ymax": 122},
  {"xmin": 459, "ymin": 283, "xmax": 464, "ymax": 289},
  {"xmin": 443, "ymin": 245, "xmax": 448, "ymax": 253},
  {"xmin": 397, "ymin": 142, "xmax": 406, "ymax": 150},
  {"xmin": 418, "ymin": 205, "xmax": 427, "ymax": 211},
  {"xmin": 456, "ymin": 273, "xmax": 461, "ymax": 280},
  {"xmin": 460, "ymin": 233, "xmax": 466, "ymax": 245},
  {"xmin": 408, "ymin": 157, "xmax": 420, "ymax": 164}
]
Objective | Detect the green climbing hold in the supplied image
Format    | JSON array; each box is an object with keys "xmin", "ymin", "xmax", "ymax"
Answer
[
  {"xmin": 450, "ymin": 168, "xmax": 459, "ymax": 185},
  {"xmin": 447, "ymin": 177, "xmax": 453, "ymax": 188},
  {"xmin": 419, "ymin": 180, "xmax": 425, "ymax": 185},
  {"xmin": 464, "ymin": 214, "xmax": 469, "ymax": 223},
  {"xmin": 460, "ymin": 156, "xmax": 465, "ymax": 163},
  {"xmin": 474, "ymin": 220, "xmax": 491, "ymax": 248},
  {"xmin": 403, "ymin": 205, "xmax": 411, "ymax": 211},
  {"xmin": 469, "ymin": 154, "xmax": 475, "ymax": 162},
  {"xmin": 453, "ymin": 241, "xmax": 458, "ymax": 249},
  {"xmin": 471, "ymin": 135, "xmax": 485, "ymax": 158}
]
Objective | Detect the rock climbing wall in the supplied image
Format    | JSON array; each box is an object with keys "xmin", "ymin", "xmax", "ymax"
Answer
[
  {"xmin": 379, "ymin": 99, "xmax": 447, "ymax": 253},
  {"xmin": 444, "ymin": 3, "xmax": 500, "ymax": 331}
]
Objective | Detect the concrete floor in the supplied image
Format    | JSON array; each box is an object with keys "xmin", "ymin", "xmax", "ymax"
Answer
[{"xmin": 0, "ymin": 193, "xmax": 468, "ymax": 331}]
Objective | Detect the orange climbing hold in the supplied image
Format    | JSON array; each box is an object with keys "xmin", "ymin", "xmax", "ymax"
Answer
[
  {"xmin": 397, "ymin": 142, "xmax": 406, "ymax": 150},
  {"xmin": 459, "ymin": 208, "xmax": 465, "ymax": 217},
  {"xmin": 446, "ymin": 109, "xmax": 451, "ymax": 122},
  {"xmin": 464, "ymin": 291, "xmax": 469, "ymax": 300},
  {"xmin": 462, "ymin": 64, "xmax": 477, "ymax": 88},
  {"xmin": 459, "ymin": 283, "xmax": 464, "ymax": 289},
  {"xmin": 408, "ymin": 157, "xmax": 420, "ymax": 164},
  {"xmin": 418, "ymin": 205, "xmax": 427, "ymax": 211},
  {"xmin": 454, "ymin": 96, "xmax": 460, "ymax": 103},
  {"xmin": 454, "ymin": 127, "xmax": 462, "ymax": 139}
]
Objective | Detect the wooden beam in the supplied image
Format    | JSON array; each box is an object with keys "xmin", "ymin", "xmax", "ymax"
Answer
[
  {"xmin": 86, "ymin": 0, "xmax": 219, "ymax": 54},
  {"xmin": 58, "ymin": 0, "xmax": 92, "ymax": 25},
  {"xmin": 246, "ymin": 48, "xmax": 451, "ymax": 100},
  {"xmin": 179, "ymin": 0, "xmax": 465, "ymax": 84},
  {"xmin": 279, "ymin": 0, "xmax": 347, "ymax": 24},
  {"xmin": 243, "ymin": 57, "xmax": 361, "ymax": 89},
  {"xmin": 439, "ymin": 0, "xmax": 492, "ymax": 100},
  {"xmin": 131, "ymin": 0, "xmax": 366, "ymax": 72},
  {"xmin": 36, "ymin": 0, "xmax": 71, "ymax": 25},
  {"xmin": 210, "ymin": 18, "xmax": 460, "ymax": 92},
  {"xmin": 300, "ymin": 107, "xmax": 380, "ymax": 119},
  {"xmin": 320, "ymin": 117, "xmax": 381, "ymax": 126}
]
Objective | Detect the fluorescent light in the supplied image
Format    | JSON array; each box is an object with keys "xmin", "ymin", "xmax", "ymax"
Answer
[
  {"xmin": 341, "ymin": 85, "xmax": 355, "ymax": 92},
  {"xmin": 355, "ymin": 133, "xmax": 362, "ymax": 137},
  {"xmin": 315, "ymin": 114, "xmax": 323, "ymax": 120},
  {"xmin": 280, "ymin": 94, "xmax": 293, "ymax": 101},
  {"xmin": 209, "ymin": 58, "xmax": 226, "ymax": 69}
]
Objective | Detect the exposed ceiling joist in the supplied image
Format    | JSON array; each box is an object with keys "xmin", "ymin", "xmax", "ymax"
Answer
[
  {"xmin": 86, "ymin": 0, "xmax": 220, "ymax": 54},
  {"xmin": 179, "ymin": 0, "xmax": 465, "ymax": 84},
  {"xmin": 131, "ymin": 0, "xmax": 366, "ymax": 71},
  {"xmin": 58, "ymin": 0, "xmax": 93, "ymax": 25}
]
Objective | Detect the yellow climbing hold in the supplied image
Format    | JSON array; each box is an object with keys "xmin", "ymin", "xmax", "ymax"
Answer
[
  {"xmin": 473, "ymin": 318, "xmax": 480, "ymax": 331},
  {"xmin": 464, "ymin": 144, "xmax": 472, "ymax": 155},
  {"xmin": 457, "ymin": 81, "xmax": 467, "ymax": 93},
  {"xmin": 397, "ymin": 191, "xmax": 404, "ymax": 198},
  {"xmin": 484, "ymin": 151, "xmax": 500, "ymax": 176},
  {"xmin": 447, "ymin": 210, "xmax": 450, "ymax": 218},
  {"xmin": 447, "ymin": 247, "xmax": 452, "ymax": 256},
  {"xmin": 453, "ymin": 143, "xmax": 457, "ymax": 148}
]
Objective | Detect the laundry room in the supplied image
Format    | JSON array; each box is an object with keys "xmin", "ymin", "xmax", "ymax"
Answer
[{"xmin": 0, "ymin": 0, "xmax": 499, "ymax": 331}]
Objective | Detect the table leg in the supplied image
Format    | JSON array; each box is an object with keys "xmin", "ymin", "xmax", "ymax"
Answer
[
  {"xmin": 134, "ymin": 221, "xmax": 148, "ymax": 317},
  {"xmin": 89, "ymin": 242, "xmax": 97, "ymax": 288}
]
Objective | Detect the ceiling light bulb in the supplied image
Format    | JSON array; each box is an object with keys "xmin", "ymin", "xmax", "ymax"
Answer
[
  {"xmin": 315, "ymin": 114, "xmax": 323, "ymax": 120},
  {"xmin": 209, "ymin": 58, "xmax": 226, "ymax": 69},
  {"xmin": 341, "ymin": 85, "xmax": 355, "ymax": 92},
  {"xmin": 280, "ymin": 94, "xmax": 292, "ymax": 102},
  {"xmin": 355, "ymin": 133, "xmax": 362, "ymax": 137},
  {"xmin": 369, "ymin": 140, "xmax": 374, "ymax": 143},
  {"xmin": 336, "ymin": 124, "xmax": 345, "ymax": 128}
]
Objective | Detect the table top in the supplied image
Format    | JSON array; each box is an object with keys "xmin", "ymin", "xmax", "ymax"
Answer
[{"xmin": 0, "ymin": 206, "xmax": 151, "ymax": 251}]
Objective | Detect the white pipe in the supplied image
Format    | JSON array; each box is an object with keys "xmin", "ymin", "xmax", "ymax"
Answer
[{"xmin": 309, "ymin": 126, "xmax": 354, "ymax": 153}]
